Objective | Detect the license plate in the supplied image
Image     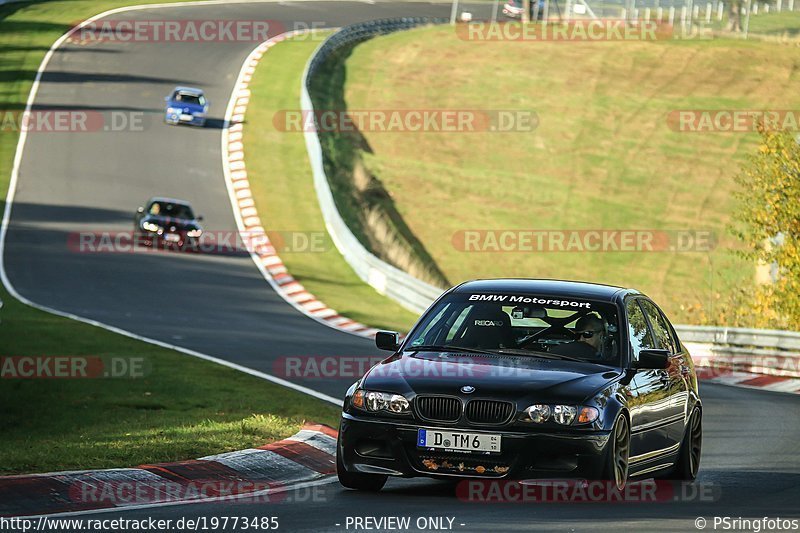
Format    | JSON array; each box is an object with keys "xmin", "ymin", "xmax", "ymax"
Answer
[
  {"xmin": 180, "ymin": 114, "xmax": 193, "ymax": 121},
  {"xmin": 163, "ymin": 233, "xmax": 180, "ymax": 242},
  {"xmin": 417, "ymin": 428, "xmax": 501, "ymax": 453}
]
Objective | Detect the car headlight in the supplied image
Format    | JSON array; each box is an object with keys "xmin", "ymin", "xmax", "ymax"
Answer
[
  {"xmin": 187, "ymin": 229, "xmax": 202, "ymax": 238},
  {"xmin": 521, "ymin": 404, "xmax": 598, "ymax": 425},
  {"xmin": 141, "ymin": 221, "xmax": 160, "ymax": 232},
  {"xmin": 553, "ymin": 405, "xmax": 577, "ymax": 425},
  {"xmin": 352, "ymin": 390, "xmax": 409, "ymax": 414},
  {"xmin": 522, "ymin": 404, "xmax": 550, "ymax": 423},
  {"xmin": 167, "ymin": 107, "xmax": 178, "ymax": 114}
]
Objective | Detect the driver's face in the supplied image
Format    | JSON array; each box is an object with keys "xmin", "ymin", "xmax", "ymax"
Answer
[{"xmin": 577, "ymin": 330, "xmax": 602, "ymax": 349}]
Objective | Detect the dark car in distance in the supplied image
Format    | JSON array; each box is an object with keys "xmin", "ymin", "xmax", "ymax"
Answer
[
  {"xmin": 337, "ymin": 279, "xmax": 702, "ymax": 491},
  {"xmin": 134, "ymin": 197, "xmax": 203, "ymax": 249}
]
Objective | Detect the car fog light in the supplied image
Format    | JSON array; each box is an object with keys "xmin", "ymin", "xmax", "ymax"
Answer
[
  {"xmin": 553, "ymin": 405, "xmax": 577, "ymax": 425},
  {"xmin": 523, "ymin": 404, "xmax": 551, "ymax": 423}
]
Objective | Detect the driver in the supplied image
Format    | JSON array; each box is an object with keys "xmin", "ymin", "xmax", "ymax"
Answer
[{"xmin": 550, "ymin": 314, "xmax": 605, "ymax": 359}]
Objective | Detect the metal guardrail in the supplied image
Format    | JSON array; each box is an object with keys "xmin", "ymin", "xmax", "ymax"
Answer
[
  {"xmin": 301, "ymin": 20, "xmax": 800, "ymax": 380},
  {"xmin": 302, "ymin": 18, "xmax": 448, "ymax": 314},
  {"xmin": 677, "ymin": 325, "xmax": 800, "ymax": 378}
]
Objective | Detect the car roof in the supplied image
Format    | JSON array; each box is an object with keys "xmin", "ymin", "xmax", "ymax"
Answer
[
  {"xmin": 172, "ymin": 86, "xmax": 204, "ymax": 95},
  {"xmin": 147, "ymin": 197, "xmax": 193, "ymax": 207},
  {"xmin": 451, "ymin": 278, "xmax": 639, "ymax": 303}
]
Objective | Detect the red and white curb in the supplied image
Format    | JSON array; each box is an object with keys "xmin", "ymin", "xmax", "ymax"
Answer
[
  {"xmin": 697, "ymin": 368, "xmax": 800, "ymax": 394},
  {"xmin": 0, "ymin": 424, "xmax": 338, "ymax": 517},
  {"xmin": 221, "ymin": 30, "xmax": 379, "ymax": 340}
]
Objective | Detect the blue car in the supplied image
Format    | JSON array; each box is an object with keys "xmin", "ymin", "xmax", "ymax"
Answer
[{"xmin": 164, "ymin": 86, "xmax": 209, "ymax": 127}]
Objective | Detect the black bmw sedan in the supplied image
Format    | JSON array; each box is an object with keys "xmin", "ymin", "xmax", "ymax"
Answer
[
  {"xmin": 337, "ymin": 279, "xmax": 702, "ymax": 491},
  {"xmin": 134, "ymin": 197, "xmax": 203, "ymax": 249}
]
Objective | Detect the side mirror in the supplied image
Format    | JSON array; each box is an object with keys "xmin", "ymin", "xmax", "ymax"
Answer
[
  {"xmin": 633, "ymin": 349, "xmax": 670, "ymax": 370},
  {"xmin": 375, "ymin": 331, "xmax": 400, "ymax": 351},
  {"xmin": 137, "ymin": 206, "xmax": 144, "ymax": 213},
  {"xmin": 197, "ymin": 215, "xmax": 204, "ymax": 222}
]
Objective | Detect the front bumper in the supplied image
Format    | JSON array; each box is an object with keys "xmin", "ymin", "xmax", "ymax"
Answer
[
  {"xmin": 339, "ymin": 412, "xmax": 611, "ymax": 480},
  {"xmin": 137, "ymin": 230, "xmax": 192, "ymax": 247},
  {"xmin": 165, "ymin": 111, "xmax": 206, "ymax": 126}
]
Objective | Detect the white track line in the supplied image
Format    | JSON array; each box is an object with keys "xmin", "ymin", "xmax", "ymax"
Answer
[{"xmin": 0, "ymin": 0, "xmax": 349, "ymax": 406}]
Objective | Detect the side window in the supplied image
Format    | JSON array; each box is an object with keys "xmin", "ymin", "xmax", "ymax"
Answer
[
  {"xmin": 626, "ymin": 299, "xmax": 655, "ymax": 361},
  {"xmin": 640, "ymin": 300, "xmax": 677, "ymax": 354}
]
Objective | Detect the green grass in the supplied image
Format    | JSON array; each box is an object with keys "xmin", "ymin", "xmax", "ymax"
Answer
[
  {"xmin": 334, "ymin": 25, "xmax": 800, "ymax": 325},
  {"xmin": 0, "ymin": 1, "xmax": 339, "ymax": 475},
  {"xmin": 242, "ymin": 33, "xmax": 420, "ymax": 333},
  {"xmin": 746, "ymin": 10, "xmax": 800, "ymax": 35},
  {"xmin": 0, "ymin": 291, "xmax": 340, "ymax": 475}
]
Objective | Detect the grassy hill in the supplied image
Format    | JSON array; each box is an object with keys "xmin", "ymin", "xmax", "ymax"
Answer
[{"xmin": 336, "ymin": 24, "xmax": 800, "ymax": 324}]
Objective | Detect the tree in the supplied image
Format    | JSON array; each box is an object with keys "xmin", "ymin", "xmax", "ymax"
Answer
[{"xmin": 733, "ymin": 126, "xmax": 800, "ymax": 330}]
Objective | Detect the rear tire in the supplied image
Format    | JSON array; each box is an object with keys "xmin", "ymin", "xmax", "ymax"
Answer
[
  {"xmin": 667, "ymin": 407, "xmax": 702, "ymax": 480},
  {"xmin": 336, "ymin": 441, "xmax": 387, "ymax": 492}
]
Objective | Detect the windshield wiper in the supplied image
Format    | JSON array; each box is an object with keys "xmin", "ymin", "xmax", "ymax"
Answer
[
  {"xmin": 493, "ymin": 348, "xmax": 586, "ymax": 363},
  {"xmin": 405, "ymin": 344, "xmax": 502, "ymax": 356}
]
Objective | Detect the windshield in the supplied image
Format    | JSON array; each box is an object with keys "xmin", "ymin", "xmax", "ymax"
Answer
[
  {"xmin": 148, "ymin": 201, "xmax": 195, "ymax": 220},
  {"xmin": 405, "ymin": 292, "xmax": 620, "ymax": 364}
]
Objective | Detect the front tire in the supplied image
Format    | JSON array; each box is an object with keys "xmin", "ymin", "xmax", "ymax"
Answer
[
  {"xmin": 336, "ymin": 440, "xmax": 387, "ymax": 492},
  {"xmin": 601, "ymin": 414, "xmax": 630, "ymax": 490},
  {"xmin": 668, "ymin": 407, "xmax": 702, "ymax": 480}
]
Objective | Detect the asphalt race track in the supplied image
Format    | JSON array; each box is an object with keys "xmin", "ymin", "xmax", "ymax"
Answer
[
  {"xmin": 5, "ymin": 1, "xmax": 489, "ymax": 400},
  {"xmin": 25, "ymin": 384, "xmax": 800, "ymax": 531},
  {"xmin": 4, "ymin": 1, "xmax": 800, "ymax": 530}
]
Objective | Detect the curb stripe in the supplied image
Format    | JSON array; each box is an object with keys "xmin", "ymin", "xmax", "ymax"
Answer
[
  {"xmin": 219, "ymin": 29, "xmax": 378, "ymax": 340},
  {"xmin": 1, "ymin": 424, "xmax": 338, "ymax": 517}
]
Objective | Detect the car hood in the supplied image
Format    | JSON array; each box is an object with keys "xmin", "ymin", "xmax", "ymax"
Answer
[
  {"xmin": 362, "ymin": 351, "xmax": 623, "ymax": 404},
  {"xmin": 166, "ymin": 100, "xmax": 206, "ymax": 113},
  {"xmin": 141, "ymin": 214, "xmax": 200, "ymax": 231}
]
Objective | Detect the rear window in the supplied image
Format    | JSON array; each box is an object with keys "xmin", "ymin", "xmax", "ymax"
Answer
[{"xmin": 173, "ymin": 92, "xmax": 205, "ymax": 106}]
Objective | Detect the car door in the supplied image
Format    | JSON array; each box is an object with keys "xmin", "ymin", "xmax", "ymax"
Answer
[
  {"xmin": 639, "ymin": 298, "xmax": 688, "ymax": 446},
  {"xmin": 640, "ymin": 299, "xmax": 690, "ymax": 446},
  {"xmin": 625, "ymin": 297, "xmax": 674, "ymax": 459}
]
